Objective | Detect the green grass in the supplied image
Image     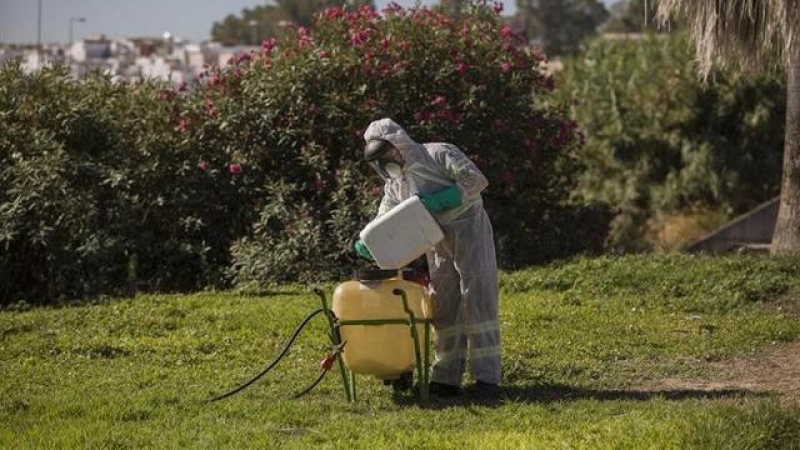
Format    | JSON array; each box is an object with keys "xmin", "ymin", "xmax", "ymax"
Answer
[{"xmin": 2, "ymin": 254, "xmax": 799, "ymax": 449}]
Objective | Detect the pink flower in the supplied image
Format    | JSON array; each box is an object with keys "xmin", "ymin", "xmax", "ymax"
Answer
[
  {"xmin": 457, "ymin": 62, "xmax": 467, "ymax": 74},
  {"xmin": 178, "ymin": 119, "xmax": 189, "ymax": 131},
  {"xmin": 177, "ymin": 81, "xmax": 187, "ymax": 92},
  {"xmin": 460, "ymin": 23, "xmax": 472, "ymax": 39},
  {"xmin": 198, "ymin": 160, "xmax": 209, "ymax": 170},
  {"xmin": 318, "ymin": 49, "xmax": 329, "ymax": 59},
  {"xmin": 323, "ymin": 6, "xmax": 345, "ymax": 21},
  {"xmin": 297, "ymin": 27, "xmax": 312, "ymax": 47},
  {"xmin": 501, "ymin": 25, "xmax": 513, "ymax": 39},
  {"xmin": 381, "ymin": 38, "xmax": 391, "ymax": 49},
  {"xmin": 440, "ymin": 109, "xmax": 461, "ymax": 123},
  {"xmin": 501, "ymin": 61, "xmax": 512, "ymax": 73},
  {"xmin": 493, "ymin": 2, "xmax": 504, "ymax": 14},
  {"xmin": 433, "ymin": 95, "xmax": 448, "ymax": 106},
  {"xmin": 236, "ymin": 52, "xmax": 251, "ymax": 64},
  {"xmin": 350, "ymin": 30, "xmax": 368, "ymax": 47},
  {"xmin": 261, "ymin": 38, "xmax": 277, "ymax": 55},
  {"xmin": 228, "ymin": 163, "xmax": 242, "ymax": 175}
]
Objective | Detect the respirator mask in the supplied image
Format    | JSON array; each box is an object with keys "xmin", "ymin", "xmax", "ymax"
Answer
[{"xmin": 365, "ymin": 139, "xmax": 404, "ymax": 179}]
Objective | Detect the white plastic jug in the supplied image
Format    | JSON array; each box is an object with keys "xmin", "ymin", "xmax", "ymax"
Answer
[{"xmin": 360, "ymin": 196, "xmax": 444, "ymax": 269}]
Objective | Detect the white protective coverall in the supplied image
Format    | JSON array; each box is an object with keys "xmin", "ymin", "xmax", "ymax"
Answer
[{"xmin": 363, "ymin": 118, "xmax": 501, "ymax": 386}]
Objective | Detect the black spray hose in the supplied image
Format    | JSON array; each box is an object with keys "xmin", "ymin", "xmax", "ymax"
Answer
[
  {"xmin": 207, "ymin": 308, "xmax": 329, "ymax": 403},
  {"xmin": 293, "ymin": 369, "xmax": 329, "ymax": 399}
]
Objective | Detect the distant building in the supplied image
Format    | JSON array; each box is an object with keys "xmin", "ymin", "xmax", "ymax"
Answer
[
  {"xmin": 0, "ymin": 47, "xmax": 24, "ymax": 66},
  {"xmin": 1, "ymin": 36, "xmax": 260, "ymax": 86}
]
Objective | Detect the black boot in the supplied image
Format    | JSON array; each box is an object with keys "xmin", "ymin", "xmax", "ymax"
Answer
[
  {"xmin": 428, "ymin": 381, "xmax": 463, "ymax": 398},
  {"xmin": 468, "ymin": 381, "xmax": 501, "ymax": 400}
]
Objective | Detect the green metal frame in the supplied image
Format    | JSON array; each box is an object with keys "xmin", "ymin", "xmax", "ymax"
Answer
[{"xmin": 314, "ymin": 287, "xmax": 432, "ymax": 402}]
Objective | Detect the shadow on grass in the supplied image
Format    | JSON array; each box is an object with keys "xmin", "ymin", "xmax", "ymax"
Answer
[{"xmin": 391, "ymin": 383, "xmax": 770, "ymax": 410}]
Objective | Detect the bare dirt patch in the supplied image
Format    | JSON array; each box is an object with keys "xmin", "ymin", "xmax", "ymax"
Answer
[{"xmin": 639, "ymin": 341, "xmax": 800, "ymax": 404}]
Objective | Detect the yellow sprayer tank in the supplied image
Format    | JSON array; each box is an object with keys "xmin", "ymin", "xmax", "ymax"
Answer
[{"xmin": 332, "ymin": 270, "xmax": 432, "ymax": 380}]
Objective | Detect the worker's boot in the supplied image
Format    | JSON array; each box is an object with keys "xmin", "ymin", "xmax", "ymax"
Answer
[
  {"xmin": 428, "ymin": 381, "xmax": 463, "ymax": 398},
  {"xmin": 467, "ymin": 380, "xmax": 501, "ymax": 401}
]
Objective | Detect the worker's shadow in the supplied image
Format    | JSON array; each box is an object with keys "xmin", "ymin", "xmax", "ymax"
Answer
[{"xmin": 392, "ymin": 383, "xmax": 770, "ymax": 410}]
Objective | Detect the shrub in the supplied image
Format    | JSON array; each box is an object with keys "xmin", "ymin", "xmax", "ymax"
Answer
[
  {"xmin": 173, "ymin": 2, "xmax": 586, "ymax": 283},
  {"xmin": 0, "ymin": 65, "xmax": 247, "ymax": 304},
  {"xmin": 557, "ymin": 33, "xmax": 785, "ymax": 251}
]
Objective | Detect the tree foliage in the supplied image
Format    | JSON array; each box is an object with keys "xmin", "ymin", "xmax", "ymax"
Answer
[
  {"xmin": 604, "ymin": 0, "xmax": 666, "ymax": 33},
  {"xmin": 515, "ymin": 0, "xmax": 609, "ymax": 56},
  {"xmin": 657, "ymin": 0, "xmax": 800, "ymax": 255},
  {"xmin": 211, "ymin": 0, "xmax": 374, "ymax": 45},
  {"xmin": 558, "ymin": 33, "xmax": 785, "ymax": 251}
]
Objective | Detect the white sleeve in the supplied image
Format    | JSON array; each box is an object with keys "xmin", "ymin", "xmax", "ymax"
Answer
[
  {"xmin": 435, "ymin": 144, "xmax": 489, "ymax": 198},
  {"xmin": 377, "ymin": 182, "xmax": 401, "ymax": 217}
]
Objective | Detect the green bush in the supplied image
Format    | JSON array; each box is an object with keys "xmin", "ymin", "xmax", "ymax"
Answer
[
  {"xmin": 557, "ymin": 33, "xmax": 785, "ymax": 251},
  {"xmin": 0, "ymin": 65, "xmax": 250, "ymax": 304}
]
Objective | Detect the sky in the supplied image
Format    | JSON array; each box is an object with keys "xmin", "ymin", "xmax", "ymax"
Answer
[{"xmin": 0, "ymin": 0, "xmax": 616, "ymax": 45}]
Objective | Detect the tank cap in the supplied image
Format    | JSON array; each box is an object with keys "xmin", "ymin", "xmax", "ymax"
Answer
[{"xmin": 355, "ymin": 268, "xmax": 399, "ymax": 281}]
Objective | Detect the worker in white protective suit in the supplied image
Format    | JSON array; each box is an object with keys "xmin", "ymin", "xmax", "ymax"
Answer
[{"xmin": 354, "ymin": 118, "xmax": 501, "ymax": 399}]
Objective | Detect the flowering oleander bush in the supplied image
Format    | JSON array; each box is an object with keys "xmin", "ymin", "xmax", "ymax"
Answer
[
  {"xmin": 0, "ymin": 2, "xmax": 586, "ymax": 304},
  {"xmin": 174, "ymin": 1, "xmax": 587, "ymax": 283}
]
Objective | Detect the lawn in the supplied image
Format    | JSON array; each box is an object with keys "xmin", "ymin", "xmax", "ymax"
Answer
[{"xmin": 2, "ymin": 254, "xmax": 799, "ymax": 449}]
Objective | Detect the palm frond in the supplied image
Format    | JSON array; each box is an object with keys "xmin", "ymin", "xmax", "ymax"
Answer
[{"xmin": 657, "ymin": 0, "xmax": 800, "ymax": 79}]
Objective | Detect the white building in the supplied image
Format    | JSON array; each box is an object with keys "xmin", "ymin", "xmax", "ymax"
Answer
[{"xmin": 1, "ymin": 35, "xmax": 263, "ymax": 86}]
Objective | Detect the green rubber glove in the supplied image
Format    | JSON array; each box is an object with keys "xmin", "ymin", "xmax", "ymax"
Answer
[
  {"xmin": 418, "ymin": 185, "xmax": 462, "ymax": 212},
  {"xmin": 354, "ymin": 239, "xmax": 374, "ymax": 261}
]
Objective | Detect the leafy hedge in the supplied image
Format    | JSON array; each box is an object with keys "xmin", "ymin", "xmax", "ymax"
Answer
[
  {"xmin": 557, "ymin": 33, "xmax": 785, "ymax": 251},
  {"xmin": 1, "ymin": 3, "xmax": 587, "ymax": 305},
  {"xmin": 0, "ymin": 65, "xmax": 253, "ymax": 304}
]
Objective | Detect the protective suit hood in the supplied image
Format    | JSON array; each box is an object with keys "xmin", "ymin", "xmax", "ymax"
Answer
[{"xmin": 363, "ymin": 118, "xmax": 419, "ymax": 159}]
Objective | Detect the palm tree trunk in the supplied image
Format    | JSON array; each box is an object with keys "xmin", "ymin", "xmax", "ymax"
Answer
[{"xmin": 771, "ymin": 40, "xmax": 800, "ymax": 254}]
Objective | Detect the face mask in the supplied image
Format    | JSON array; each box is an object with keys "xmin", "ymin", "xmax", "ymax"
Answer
[{"xmin": 383, "ymin": 161, "xmax": 403, "ymax": 179}]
